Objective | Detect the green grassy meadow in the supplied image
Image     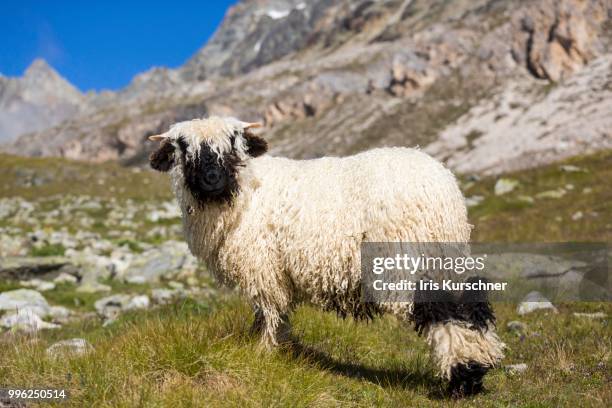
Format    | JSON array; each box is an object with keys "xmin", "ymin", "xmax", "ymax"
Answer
[{"xmin": 0, "ymin": 151, "xmax": 610, "ymax": 407}]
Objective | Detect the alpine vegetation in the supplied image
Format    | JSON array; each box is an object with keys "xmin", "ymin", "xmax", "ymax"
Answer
[{"xmin": 148, "ymin": 116, "xmax": 505, "ymax": 396}]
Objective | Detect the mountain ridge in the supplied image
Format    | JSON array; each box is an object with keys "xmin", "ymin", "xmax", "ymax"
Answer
[{"xmin": 2, "ymin": 0, "xmax": 611, "ymax": 176}]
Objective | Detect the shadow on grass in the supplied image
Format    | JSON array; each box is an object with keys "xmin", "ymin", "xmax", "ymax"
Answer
[{"xmin": 281, "ymin": 336, "xmax": 448, "ymax": 400}]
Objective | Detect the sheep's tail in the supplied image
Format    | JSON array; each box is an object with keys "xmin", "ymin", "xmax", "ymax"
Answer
[{"xmin": 412, "ymin": 279, "xmax": 505, "ymax": 396}]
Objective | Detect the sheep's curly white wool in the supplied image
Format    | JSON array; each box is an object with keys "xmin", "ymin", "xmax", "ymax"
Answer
[{"xmin": 156, "ymin": 116, "xmax": 504, "ymax": 385}]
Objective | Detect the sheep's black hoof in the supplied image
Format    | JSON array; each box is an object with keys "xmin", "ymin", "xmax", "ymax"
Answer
[{"xmin": 448, "ymin": 361, "xmax": 488, "ymax": 397}]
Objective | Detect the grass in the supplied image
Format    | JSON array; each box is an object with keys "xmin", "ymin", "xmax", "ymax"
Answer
[
  {"xmin": 0, "ymin": 151, "xmax": 610, "ymax": 406},
  {"xmin": 0, "ymin": 299, "xmax": 609, "ymax": 407},
  {"xmin": 31, "ymin": 243, "xmax": 66, "ymax": 257},
  {"xmin": 466, "ymin": 150, "xmax": 612, "ymax": 242},
  {"xmin": 0, "ymin": 153, "xmax": 172, "ymax": 201}
]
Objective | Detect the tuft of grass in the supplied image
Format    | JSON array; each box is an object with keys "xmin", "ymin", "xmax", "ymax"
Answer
[{"xmin": 30, "ymin": 243, "xmax": 66, "ymax": 257}]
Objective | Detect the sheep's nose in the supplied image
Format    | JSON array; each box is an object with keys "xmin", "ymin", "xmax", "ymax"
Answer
[{"xmin": 204, "ymin": 169, "xmax": 222, "ymax": 185}]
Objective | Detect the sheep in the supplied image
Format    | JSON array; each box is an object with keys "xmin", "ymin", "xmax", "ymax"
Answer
[{"xmin": 148, "ymin": 116, "xmax": 505, "ymax": 396}]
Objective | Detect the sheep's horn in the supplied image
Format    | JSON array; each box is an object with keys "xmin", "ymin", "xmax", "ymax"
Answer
[
  {"xmin": 148, "ymin": 134, "xmax": 167, "ymax": 141},
  {"xmin": 243, "ymin": 122, "xmax": 263, "ymax": 129}
]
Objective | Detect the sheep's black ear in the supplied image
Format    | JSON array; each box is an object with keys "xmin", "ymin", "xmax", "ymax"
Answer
[
  {"xmin": 149, "ymin": 140, "xmax": 175, "ymax": 172},
  {"xmin": 244, "ymin": 132, "xmax": 268, "ymax": 157}
]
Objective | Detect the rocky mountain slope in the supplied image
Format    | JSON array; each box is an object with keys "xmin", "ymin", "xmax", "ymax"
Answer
[
  {"xmin": 3, "ymin": 0, "xmax": 611, "ymax": 175},
  {"xmin": 0, "ymin": 59, "xmax": 89, "ymax": 143}
]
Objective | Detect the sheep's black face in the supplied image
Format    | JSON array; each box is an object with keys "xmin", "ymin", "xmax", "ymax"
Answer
[
  {"xmin": 149, "ymin": 122, "xmax": 268, "ymax": 207},
  {"xmin": 179, "ymin": 138, "xmax": 242, "ymax": 205}
]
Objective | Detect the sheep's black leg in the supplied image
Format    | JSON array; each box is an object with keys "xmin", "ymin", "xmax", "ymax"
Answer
[
  {"xmin": 448, "ymin": 360, "xmax": 488, "ymax": 397},
  {"xmin": 250, "ymin": 305, "xmax": 265, "ymax": 335},
  {"xmin": 411, "ymin": 279, "xmax": 504, "ymax": 397}
]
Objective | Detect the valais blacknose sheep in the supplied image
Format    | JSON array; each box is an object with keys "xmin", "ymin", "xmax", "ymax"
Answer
[{"xmin": 148, "ymin": 116, "xmax": 505, "ymax": 396}]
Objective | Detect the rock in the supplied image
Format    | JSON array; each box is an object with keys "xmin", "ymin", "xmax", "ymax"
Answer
[
  {"xmin": 571, "ymin": 211, "xmax": 583, "ymax": 221},
  {"xmin": 124, "ymin": 295, "xmax": 150, "ymax": 311},
  {"xmin": 573, "ymin": 312, "xmax": 606, "ymax": 319},
  {"xmin": 516, "ymin": 195, "xmax": 534, "ymax": 204},
  {"xmin": 494, "ymin": 178, "xmax": 519, "ymax": 195},
  {"xmin": 151, "ymin": 288, "xmax": 184, "ymax": 305},
  {"xmin": 0, "ymin": 58, "xmax": 87, "ymax": 143},
  {"xmin": 125, "ymin": 275, "xmax": 147, "ymax": 285},
  {"xmin": 465, "ymin": 195, "xmax": 484, "ymax": 208},
  {"xmin": 49, "ymin": 305, "xmax": 71, "ymax": 319},
  {"xmin": 76, "ymin": 281, "xmax": 111, "ymax": 294},
  {"xmin": 0, "ymin": 309, "xmax": 60, "ymax": 332},
  {"xmin": 19, "ymin": 278, "xmax": 56, "ymax": 292},
  {"xmin": 73, "ymin": 256, "xmax": 113, "ymax": 282},
  {"xmin": 507, "ymin": 321, "xmax": 527, "ymax": 333},
  {"xmin": 517, "ymin": 291, "xmax": 558, "ymax": 315},
  {"xmin": 0, "ymin": 289, "xmax": 50, "ymax": 314},
  {"xmin": 147, "ymin": 201, "xmax": 181, "ymax": 222},
  {"xmin": 0, "ymin": 256, "xmax": 72, "ymax": 280},
  {"xmin": 53, "ymin": 272, "xmax": 78, "ymax": 284},
  {"xmin": 505, "ymin": 363, "xmax": 528, "ymax": 375},
  {"xmin": 560, "ymin": 165, "xmax": 584, "ymax": 172},
  {"xmin": 94, "ymin": 294, "xmax": 131, "ymax": 319},
  {"xmin": 124, "ymin": 241, "xmax": 191, "ymax": 282},
  {"xmin": 168, "ymin": 281, "xmax": 184, "ymax": 290},
  {"xmin": 536, "ymin": 189, "xmax": 566, "ymax": 199},
  {"xmin": 511, "ymin": 0, "xmax": 604, "ymax": 82},
  {"xmin": 46, "ymin": 338, "xmax": 93, "ymax": 358},
  {"xmin": 388, "ymin": 53, "xmax": 436, "ymax": 96},
  {"xmin": 0, "ymin": 233, "xmax": 28, "ymax": 257}
]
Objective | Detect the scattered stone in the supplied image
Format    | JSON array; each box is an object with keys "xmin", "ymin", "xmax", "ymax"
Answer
[
  {"xmin": 0, "ymin": 309, "xmax": 60, "ymax": 332},
  {"xmin": 536, "ymin": 189, "xmax": 566, "ymax": 199},
  {"xmin": 559, "ymin": 165, "xmax": 584, "ymax": 173},
  {"xmin": 565, "ymin": 184, "xmax": 574, "ymax": 190},
  {"xmin": 94, "ymin": 295, "xmax": 131, "ymax": 319},
  {"xmin": 168, "ymin": 281, "xmax": 184, "ymax": 290},
  {"xmin": 46, "ymin": 338, "xmax": 93, "ymax": 358},
  {"xmin": 0, "ymin": 289, "xmax": 50, "ymax": 314},
  {"xmin": 0, "ymin": 234, "xmax": 28, "ymax": 257},
  {"xmin": 147, "ymin": 201, "xmax": 181, "ymax": 222},
  {"xmin": 186, "ymin": 276, "xmax": 199, "ymax": 287},
  {"xmin": 516, "ymin": 195, "xmax": 534, "ymax": 204},
  {"xmin": 124, "ymin": 241, "xmax": 190, "ymax": 282},
  {"xmin": 125, "ymin": 275, "xmax": 147, "ymax": 285},
  {"xmin": 151, "ymin": 288, "xmax": 183, "ymax": 305},
  {"xmin": 49, "ymin": 305, "xmax": 71, "ymax": 320},
  {"xmin": 54, "ymin": 272, "xmax": 78, "ymax": 284},
  {"xmin": 465, "ymin": 195, "xmax": 484, "ymax": 207},
  {"xmin": 0, "ymin": 256, "xmax": 71, "ymax": 280},
  {"xmin": 494, "ymin": 178, "xmax": 519, "ymax": 195},
  {"xmin": 124, "ymin": 295, "xmax": 150, "ymax": 311},
  {"xmin": 507, "ymin": 321, "xmax": 527, "ymax": 333},
  {"xmin": 573, "ymin": 312, "xmax": 606, "ymax": 319},
  {"xmin": 517, "ymin": 291, "xmax": 558, "ymax": 315},
  {"xmin": 76, "ymin": 281, "xmax": 111, "ymax": 294},
  {"xmin": 19, "ymin": 278, "xmax": 55, "ymax": 292},
  {"xmin": 571, "ymin": 211, "xmax": 583, "ymax": 221},
  {"xmin": 505, "ymin": 363, "xmax": 528, "ymax": 375},
  {"xmin": 582, "ymin": 187, "xmax": 593, "ymax": 194}
]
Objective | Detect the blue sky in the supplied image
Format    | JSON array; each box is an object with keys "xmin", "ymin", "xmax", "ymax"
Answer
[{"xmin": 0, "ymin": 1, "xmax": 235, "ymax": 91}]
